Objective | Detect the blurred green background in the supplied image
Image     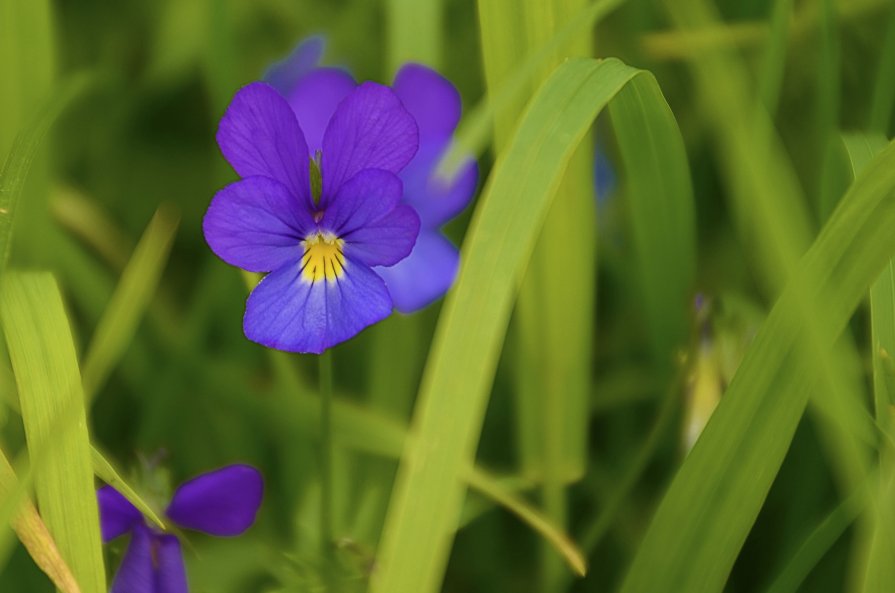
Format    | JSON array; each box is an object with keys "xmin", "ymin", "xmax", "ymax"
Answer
[{"xmin": 2, "ymin": 0, "xmax": 895, "ymax": 592}]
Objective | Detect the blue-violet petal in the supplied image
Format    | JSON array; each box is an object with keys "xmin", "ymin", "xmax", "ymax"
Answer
[
  {"xmin": 323, "ymin": 169, "xmax": 420, "ymax": 267},
  {"xmin": 155, "ymin": 533, "xmax": 189, "ymax": 593},
  {"xmin": 392, "ymin": 64, "xmax": 461, "ymax": 145},
  {"xmin": 286, "ymin": 67, "xmax": 356, "ymax": 153},
  {"xmin": 203, "ymin": 176, "xmax": 314, "ymax": 273},
  {"xmin": 166, "ymin": 464, "xmax": 263, "ymax": 537},
  {"xmin": 216, "ymin": 82, "xmax": 313, "ymax": 209},
  {"xmin": 110, "ymin": 524, "xmax": 154, "ymax": 593},
  {"xmin": 320, "ymin": 82, "xmax": 418, "ymax": 202},
  {"xmin": 97, "ymin": 485, "xmax": 143, "ymax": 542},
  {"xmin": 244, "ymin": 257, "xmax": 392, "ymax": 354},
  {"xmin": 376, "ymin": 231, "xmax": 460, "ymax": 313}
]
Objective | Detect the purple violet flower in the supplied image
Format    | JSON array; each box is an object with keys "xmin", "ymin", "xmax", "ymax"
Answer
[
  {"xmin": 268, "ymin": 40, "xmax": 478, "ymax": 312},
  {"xmin": 203, "ymin": 79, "xmax": 421, "ymax": 353},
  {"xmin": 98, "ymin": 464, "xmax": 263, "ymax": 593}
]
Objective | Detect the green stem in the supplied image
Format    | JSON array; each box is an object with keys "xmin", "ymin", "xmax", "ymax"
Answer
[{"xmin": 319, "ymin": 349, "xmax": 334, "ymax": 584}]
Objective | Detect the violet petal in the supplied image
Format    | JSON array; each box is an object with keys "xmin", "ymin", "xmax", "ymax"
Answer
[
  {"xmin": 287, "ymin": 67, "xmax": 356, "ymax": 153},
  {"xmin": 109, "ymin": 524, "xmax": 154, "ymax": 593},
  {"xmin": 216, "ymin": 82, "xmax": 313, "ymax": 209},
  {"xmin": 244, "ymin": 257, "xmax": 392, "ymax": 354},
  {"xmin": 321, "ymin": 82, "xmax": 418, "ymax": 200},
  {"xmin": 155, "ymin": 533, "xmax": 189, "ymax": 593},
  {"xmin": 166, "ymin": 464, "xmax": 263, "ymax": 536},
  {"xmin": 97, "ymin": 485, "xmax": 143, "ymax": 542},
  {"xmin": 400, "ymin": 140, "xmax": 478, "ymax": 228},
  {"xmin": 392, "ymin": 64, "xmax": 462, "ymax": 145},
  {"xmin": 323, "ymin": 169, "xmax": 420, "ymax": 267},
  {"xmin": 203, "ymin": 176, "xmax": 314, "ymax": 273},
  {"xmin": 376, "ymin": 231, "xmax": 460, "ymax": 313}
]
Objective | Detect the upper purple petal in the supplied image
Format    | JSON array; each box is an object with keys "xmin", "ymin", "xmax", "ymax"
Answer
[
  {"xmin": 321, "ymin": 82, "xmax": 418, "ymax": 201},
  {"xmin": 155, "ymin": 533, "xmax": 189, "ymax": 593},
  {"xmin": 392, "ymin": 64, "xmax": 462, "ymax": 145},
  {"xmin": 203, "ymin": 176, "xmax": 314, "ymax": 273},
  {"xmin": 376, "ymin": 230, "xmax": 460, "ymax": 313},
  {"xmin": 286, "ymin": 67, "xmax": 357, "ymax": 153},
  {"xmin": 165, "ymin": 464, "xmax": 263, "ymax": 536},
  {"xmin": 322, "ymin": 169, "xmax": 420, "ymax": 267},
  {"xmin": 110, "ymin": 524, "xmax": 154, "ymax": 593},
  {"xmin": 263, "ymin": 35, "xmax": 326, "ymax": 95},
  {"xmin": 400, "ymin": 141, "xmax": 478, "ymax": 228},
  {"xmin": 97, "ymin": 485, "xmax": 143, "ymax": 542},
  {"xmin": 216, "ymin": 82, "xmax": 313, "ymax": 208},
  {"xmin": 244, "ymin": 256, "xmax": 393, "ymax": 354}
]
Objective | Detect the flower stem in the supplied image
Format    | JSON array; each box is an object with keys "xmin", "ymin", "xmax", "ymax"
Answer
[{"xmin": 319, "ymin": 349, "xmax": 335, "ymax": 585}]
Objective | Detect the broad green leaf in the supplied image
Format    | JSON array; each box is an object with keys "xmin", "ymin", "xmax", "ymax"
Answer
[
  {"xmin": 81, "ymin": 205, "xmax": 179, "ymax": 402},
  {"xmin": 617, "ymin": 139, "xmax": 895, "ymax": 593},
  {"xmin": 0, "ymin": 75, "xmax": 91, "ymax": 272},
  {"xmin": 0, "ymin": 272, "xmax": 106, "ymax": 593},
  {"xmin": 372, "ymin": 58, "xmax": 681, "ymax": 593},
  {"xmin": 0, "ymin": 450, "xmax": 81, "ymax": 593}
]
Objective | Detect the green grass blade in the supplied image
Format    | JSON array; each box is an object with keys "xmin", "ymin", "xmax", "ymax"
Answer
[
  {"xmin": 81, "ymin": 205, "xmax": 179, "ymax": 402},
  {"xmin": 575, "ymin": 368, "xmax": 681, "ymax": 578},
  {"xmin": 478, "ymin": 1, "xmax": 598, "ymax": 588},
  {"xmin": 608, "ymin": 74, "xmax": 696, "ymax": 364},
  {"xmin": 757, "ymin": 0, "xmax": 794, "ymax": 116},
  {"xmin": 0, "ymin": 0, "xmax": 55, "ymax": 159},
  {"xmin": 442, "ymin": 0, "xmax": 625, "ymax": 173},
  {"xmin": 223, "ymin": 327, "xmax": 584, "ymax": 566},
  {"xmin": 629, "ymin": 4, "xmax": 874, "ymax": 587},
  {"xmin": 0, "ymin": 272, "xmax": 106, "ymax": 593},
  {"xmin": 842, "ymin": 133, "xmax": 890, "ymax": 181},
  {"xmin": 817, "ymin": 0, "xmax": 843, "ymax": 222},
  {"xmin": 617, "ymin": 139, "xmax": 895, "ymax": 593},
  {"xmin": 0, "ymin": 450, "xmax": 82, "ymax": 593},
  {"xmin": 765, "ymin": 490, "xmax": 864, "ymax": 593},
  {"xmin": 0, "ymin": 365, "xmax": 164, "ymax": 534},
  {"xmin": 90, "ymin": 447, "xmax": 167, "ymax": 532},
  {"xmin": 0, "ymin": 74, "xmax": 92, "ymax": 272},
  {"xmin": 372, "ymin": 58, "xmax": 646, "ymax": 593},
  {"xmin": 842, "ymin": 132, "xmax": 895, "ymax": 593},
  {"xmin": 869, "ymin": 3, "xmax": 895, "ymax": 132},
  {"xmin": 0, "ymin": 445, "xmax": 34, "ymax": 570},
  {"xmin": 465, "ymin": 468, "xmax": 586, "ymax": 576},
  {"xmin": 386, "ymin": 0, "xmax": 441, "ymax": 74}
]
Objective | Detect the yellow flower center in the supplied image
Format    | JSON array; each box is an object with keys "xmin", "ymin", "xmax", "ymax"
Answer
[{"xmin": 300, "ymin": 231, "xmax": 345, "ymax": 283}]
